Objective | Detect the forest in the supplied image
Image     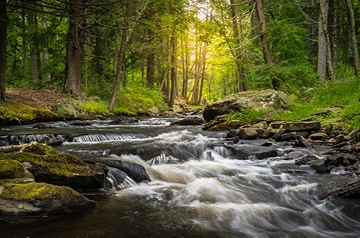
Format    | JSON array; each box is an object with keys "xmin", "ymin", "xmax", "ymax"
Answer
[{"xmin": 0, "ymin": 0, "xmax": 360, "ymax": 128}]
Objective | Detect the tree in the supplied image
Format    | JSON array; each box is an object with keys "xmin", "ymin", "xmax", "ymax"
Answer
[
  {"xmin": 0, "ymin": 0, "xmax": 7, "ymax": 101},
  {"xmin": 64, "ymin": 0, "xmax": 86, "ymax": 98},
  {"xmin": 253, "ymin": 0, "xmax": 273, "ymax": 66},
  {"xmin": 108, "ymin": 0, "xmax": 132, "ymax": 112},
  {"xmin": 318, "ymin": 0, "xmax": 334, "ymax": 81},
  {"xmin": 345, "ymin": 0, "xmax": 360, "ymax": 76}
]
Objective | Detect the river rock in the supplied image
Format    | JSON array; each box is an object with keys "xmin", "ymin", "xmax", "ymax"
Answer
[
  {"xmin": 310, "ymin": 153, "xmax": 358, "ymax": 174},
  {"xmin": 0, "ymin": 144, "xmax": 107, "ymax": 189},
  {"xmin": 309, "ymin": 132, "xmax": 329, "ymax": 141},
  {"xmin": 170, "ymin": 117, "xmax": 205, "ymax": 126},
  {"xmin": 220, "ymin": 144, "xmax": 278, "ymax": 160},
  {"xmin": 238, "ymin": 128, "xmax": 260, "ymax": 140},
  {"xmin": 320, "ymin": 179, "xmax": 360, "ymax": 199},
  {"xmin": 110, "ymin": 116, "xmax": 138, "ymax": 125},
  {"xmin": 0, "ymin": 160, "xmax": 30, "ymax": 179},
  {"xmin": 203, "ymin": 89, "xmax": 291, "ymax": 122},
  {"xmin": 0, "ymin": 182, "xmax": 96, "ymax": 215},
  {"xmin": 92, "ymin": 158, "xmax": 151, "ymax": 183}
]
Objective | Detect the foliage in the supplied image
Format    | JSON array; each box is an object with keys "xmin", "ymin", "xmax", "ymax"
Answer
[
  {"xmin": 225, "ymin": 108, "xmax": 269, "ymax": 124},
  {"xmin": 274, "ymin": 76, "xmax": 360, "ymax": 130},
  {"xmin": 81, "ymin": 99, "xmax": 109, "ymax": 115},
  {"xmin": 246, "ymin": 64, "xmax": 318, "ymax": 96},
  {"xmin": 113, "ymin": 81, "xmax": 168, "ymax": 115},
  {"xmin": 342, "ymin": 104, "xmax": 360, "ymax": 130}
]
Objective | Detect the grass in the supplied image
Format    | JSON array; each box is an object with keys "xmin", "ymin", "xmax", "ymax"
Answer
[{"xmin": 274, "ymin": 77, "xmax": 360, "ymax": 130}]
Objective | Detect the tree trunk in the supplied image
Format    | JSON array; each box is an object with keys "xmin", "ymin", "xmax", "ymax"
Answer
[
  {"xmin": 21, "ymin": 10, "xmax": 27, "ymax": 72},
  {"xmin": 169, "ymin": 35, "xmax": 177, "ymax": 107},
  {"xmin": 41, "ymin": 1, "xmax": 51, "ymax": 84},
  {"xmin": 254, "ymin": 0, "xmax": 273, "ymax": 66},
  {"xmin": 146, "ymin": 29, "xmax": 155, "ymax": 88},
  {"xmin": 306, "ymin": 0, "xmax": 316, "ymax": 64},
  {"xmin": 230, "ymin": 0, "xmax": 246, "ymax": 92},
  {"xmin": 108, "ymin": 0, "xmax": 131, "ymax": 112},
  {"xmin": 198, "ymin": 43, "xmax": 207, "ymax": 105},
  {"xmin": 181, "ymin": 36, "xmax": 189, "ymax": 99},
  {"xmin": 346, "ymin": 0, "xmax": 360, "ymax": 76},
  {"xmin": 191, "ymin": 37, "xmax": 201, "ymax": 105},
  {"xmin": 0, "ymin": 0, "xmax": 7, "ymax": 101},
  {"xmin": 318, "ymin": 0, "xmax": 335, "ymax": 81},
  {"xmin": 28, "ymin": 11, "xmax": 39, "ymax": 84},
  {"xmin": 65, "ymin": 0, "xmax": 86, "ymax": 98}
]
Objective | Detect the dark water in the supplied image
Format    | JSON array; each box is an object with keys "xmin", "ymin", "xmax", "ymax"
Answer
[{"xmin": 1, "ymin": 117, "xmax": 360, "ymax": 238}]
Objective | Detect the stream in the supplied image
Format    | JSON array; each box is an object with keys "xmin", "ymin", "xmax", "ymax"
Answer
[{"xmin": 1, "ymin": 117, "xmax": 360, "ymax": 238}]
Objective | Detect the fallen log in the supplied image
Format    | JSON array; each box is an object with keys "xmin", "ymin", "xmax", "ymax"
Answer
[
  {"xmin": 0, "ymin": 144, "xmax": 29, "ymax": 153},
  {"xmin": 320, "ymin": 179, "xmax": 360, "ymax": 199}
]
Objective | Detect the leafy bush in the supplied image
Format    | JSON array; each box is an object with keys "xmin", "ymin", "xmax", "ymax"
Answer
[
  {"xmin": 82, "ymin": 100, "xmax": 108, "ymax": 115},
  {"xmin": 246, "ymin": 64, "xmax": 317, "ymax": 96},
  {"xmin": 342, "ymin": 104, "xmax": 360, "ymax": 130},
  {"xmin": 114, "ymin": 81, "xmax": 168, "ymax": 115}
]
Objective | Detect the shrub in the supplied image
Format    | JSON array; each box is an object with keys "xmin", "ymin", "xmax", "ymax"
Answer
[{"xmin": 114, "ymin": 81, "xmax": 168, "ymax": 114}]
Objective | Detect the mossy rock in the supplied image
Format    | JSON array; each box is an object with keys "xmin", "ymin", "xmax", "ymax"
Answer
[
  {"xmin": 0, "ymin": 182, "xmax": 96, "ymax": 215},
  {"xmin": 20, "ymin": 142, "xmax": 59, "ymax": 156},
  {"xmin": 0, "ymin": 160, "xmax": 26, "ymax": 179},
  {"xmin": 0, "ymin": 151, "xmax": 106, "ymax": 189}
]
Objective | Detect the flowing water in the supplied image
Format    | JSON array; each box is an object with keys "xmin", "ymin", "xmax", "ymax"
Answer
[{"xmin": 1, "ymin": 117, "xmax": 360, "ymax": 238}]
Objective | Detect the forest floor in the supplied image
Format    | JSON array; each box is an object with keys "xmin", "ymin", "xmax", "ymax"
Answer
[{"xmin": 5, "ymin": 88, "xmax": 73, "ymax": 110}]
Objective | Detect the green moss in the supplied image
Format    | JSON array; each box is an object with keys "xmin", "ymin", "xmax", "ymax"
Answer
[
  {"xmin": 0, "ymin": 152, "xmax": 91, "ymax": 178},
  {"xmin": 0, "ymin": 182, "xmax": 83, "ymax": 203},
  {"xmin": 21, "ymin": 143, "xmax": 59, "ymax": 156},
  {"xmin": 0, "ymin": 102, "xmax": 55, "ymax": 125},
  {"xmin": 0, "ymin": 160, "xmax": 25, "ymax": 179},
  {"xmin": 0, "ymin": 178, "xmax": 35, "ymax": 186}
]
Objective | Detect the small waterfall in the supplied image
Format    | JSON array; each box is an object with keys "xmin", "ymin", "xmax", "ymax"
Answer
[
  {"xmin": 9, "ymin": 134, "xmax": 62, "ymax": 144},
  {"xmin": 72, "ymin": 134, "xmax": 135, "ymax": 142},
  {"xmin": 104, "ymin": 167, "xmax": 138, "ymax": 191},
  {"xmin": 148, "ymin": 153, "xmax": 180, "ymax": 166}
]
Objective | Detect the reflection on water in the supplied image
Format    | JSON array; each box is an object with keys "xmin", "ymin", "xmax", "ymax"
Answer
[{"xmin": 1, "ymin": 118, "xmax": 360, "ymax": 238}]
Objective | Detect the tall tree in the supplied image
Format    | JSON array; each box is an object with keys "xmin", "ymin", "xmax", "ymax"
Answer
[
  {"xmin": 318, "ymin": 0, "xmax": 335, "ymax": 81},
  {"xmin": 64, "ymin": 0, "xmax": 86, "ymax": 98},
  {"xmin": 169, "ymin": 34, "xmax": 177, "ymax": 107},
  {"xmin": 41, "ymin": 0, "xmax": 51, "ymax": 84},
  {"xmin": 229, "ymin": 0, "xmax": 246, "ymax": 92},
  {"xmin": 28, "ymin": 11, "xmax": 39, "ymax": 84},
  {"xmin": 253, "ymin": 0, "xmax": 273, "ymax": 66},
  {"xmin": 0, "ymin": 0, "xmax": 7, "ymax": 101},
  {"xmin": 345, "ymin": 0, "xmax": 360, "ymax": 76},
  {"xmin": 108, "ymin": 0, "xmax": 132, "ymax": 112}
]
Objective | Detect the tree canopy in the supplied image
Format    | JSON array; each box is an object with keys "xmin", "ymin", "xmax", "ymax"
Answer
[{"xmin": 1, "ymin": 0, "xmax": 359, "ymax": 111}]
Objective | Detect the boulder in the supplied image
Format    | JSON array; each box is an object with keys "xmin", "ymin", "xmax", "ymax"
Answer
[
  {"xmin": 203, "ymin": 90, "xmax": 291, "ymax": 122},
  {"xmin": 170, "ymin": 117, "xmax": 205, "ymax": 126},
  {"xmin": 0, "ymin": 160, "xmax": 29, "ymax": 179},
  {"xmin": 0, "ymin": 182, "xmax": 96, "ymax": 215},
  {"xmin": 0, "ymin": 145, "xmax": 106, "ymax": 189},
  {"xmin": 92, "ymin": 159, "xmax": 151, "ymax": 183},
  {"xmin": 218, "ymin": 144, "xmax": 278, "ymax": 160},
  {"xmin": 110, "ymin": 116, "xmax": 138, "ymax": 125},
  {"xmin": 281, "ymin": 121, "xmax": 321, "ymax": 132},
  {"xmin": 320, "ymin": 179, "xmax": 360, "ymax": 199},
  {"xmin": 238, "ymin": 128, "xmax": 260, "ymax": 140},
  {"xmin": 309, "ymin": 132, "xmax": 329, "ymax": 141}
]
